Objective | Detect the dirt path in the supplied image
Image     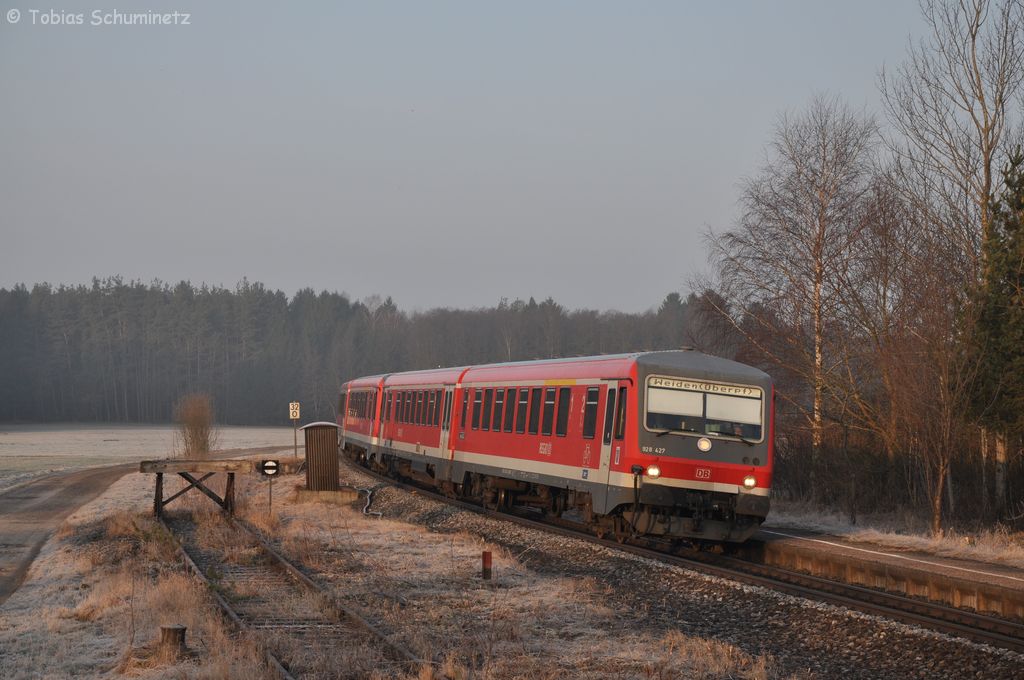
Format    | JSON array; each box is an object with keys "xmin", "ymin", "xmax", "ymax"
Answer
[
  {"xmin": 0, "ymin": 463, "xmax": 136, "ymax": 606},
  {"xmin": 0, "ymin": 444, "xmax": 299, "ymax": 607}
]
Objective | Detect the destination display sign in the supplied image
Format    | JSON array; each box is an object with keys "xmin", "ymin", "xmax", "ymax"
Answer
[{"xmin": 647, "ymin": 376, "xmax": 761, "ymax": 398}]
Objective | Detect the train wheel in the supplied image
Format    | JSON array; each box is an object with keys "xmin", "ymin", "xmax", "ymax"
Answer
[{"xmin": 613, "ymin": 518, "xmax": 631, "ymax": 544}]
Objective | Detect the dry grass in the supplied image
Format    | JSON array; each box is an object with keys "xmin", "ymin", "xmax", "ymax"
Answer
[
  {"xmin": 35, "ymin": 506, "xmax": 275, "ymax": 679},
  {"xmin": 769, "ymin": 500, "xmax": 1024, "ymax": 569}
]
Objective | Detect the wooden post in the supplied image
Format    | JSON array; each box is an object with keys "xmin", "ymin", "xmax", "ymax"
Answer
[
  {"xmin": 482, "ymin": 550, "xmax": 492, "ymax": 580},
  {"xmin": 158, "ymin": 624, "xmax": 186, "ymax": 660},
  {"xmin": 154, "ymin": 472, "xmax": 163, "ymax": 517},
  {"xmin": 224, "ymin": 472, "xmax": 235, "ymax": 515}
]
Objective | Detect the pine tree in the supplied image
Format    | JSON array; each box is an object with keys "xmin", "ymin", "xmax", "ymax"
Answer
[{"xmin": 970, "ymin": 150, "xmax": 1024, "ymax": 435}]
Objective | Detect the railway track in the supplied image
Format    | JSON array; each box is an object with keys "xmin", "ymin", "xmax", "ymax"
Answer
[
  {"xmin": 161, "ymin": 512, "xmax": 429, "ymax": 679},
  {"xmin": 346, "ymin": 458, "xmax": 1024, "ymax": 655}
]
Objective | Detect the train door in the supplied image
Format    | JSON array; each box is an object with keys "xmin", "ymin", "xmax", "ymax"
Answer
[
  {"xmin": 437, "ymin": 387, "xmax": 455, "ymax": 458},
  {"xmin": 596, "ymin": 381, "xmax": 618, "ymax": 512}
]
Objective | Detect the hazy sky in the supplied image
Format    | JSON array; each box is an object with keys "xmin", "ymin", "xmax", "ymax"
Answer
[{"xmin": 1, "ymin": 1, "xmax": 926, "ymax": 312}]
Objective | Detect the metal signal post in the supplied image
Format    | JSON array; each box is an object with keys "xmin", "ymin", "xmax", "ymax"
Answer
[
  {"xmin": 289, "ymin": 401, "xmax": 300, "ymax": 459},
  {"xmin": 258, "ymin": 459, "xmax": 280, "ymax": 515}
]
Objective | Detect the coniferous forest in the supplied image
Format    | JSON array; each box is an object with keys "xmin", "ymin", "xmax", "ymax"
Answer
[{"xmin": 0, "ymin": 278, "xmax": 713, "ymax": 426}]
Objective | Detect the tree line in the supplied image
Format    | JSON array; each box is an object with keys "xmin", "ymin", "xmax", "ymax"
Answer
[{"xmin": 0, "ymin": 278, "xmax": 722, "ymax": 426}]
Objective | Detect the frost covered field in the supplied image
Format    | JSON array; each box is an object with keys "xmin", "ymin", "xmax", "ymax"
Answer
[{"xmin": 0, "ymin": 425, "xmax": 297, "ymax": 492}]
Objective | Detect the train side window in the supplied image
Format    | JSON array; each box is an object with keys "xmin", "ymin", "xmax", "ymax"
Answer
[
  {"xmin": 412, "ymin": 391, "xmax": 420, "ymax": 425},
  {"xmin": 492, "ymin": 389, "xmax": 505, "ymax": 431},
  {"xmin": 555, "ymin": 387, "xmax": 572, "ymax": 436},
  {"xmin": 529, "ymin": 388, "xmax": 542, "ymax": 435},
  {"xmin": 421, "ymin": 391, "xmax": 428, "ymax": 426},
  {"xmin": 472, "ymin": 389, "xmax": 482, "ymax": 430},
  {"xmin": 405, "ymin": 391, "xmax": 413, "ymax": 423},
  {"xmin": 433, "ymin": 390, "xmax": 442, "ymax": 427},
  {"xmin": 541, "ymin": 388, "xmax": 556, "ymax": 436},
  {"xmin": 583, "ymin": 387, "xmax": 600, "ymax": 439},
  {"xmin": 427, "ymin": 391, "xmax": 436, "ymax": 426},
  {"xmin": 603, "ymin": 388, "xmax": 616, "ymax": 443},
  {"xmin": 460, "ymin": 390, "xmax": 469, "ymax": 428},
  {"xmin": 482, "ymin": 389, "xmax": 493, "ymax": 431},
  {"xmin": 399, "ymin": 392, "xmax": 407, "ymax": 423},
  {"xmin": 614, "ymin": 386, "xmax": 627, "ymax": 440},
  {"xmin": 503, "ymin": 388, "xmax": 516, "ymax": 432},
  {"xmin": 516, "ymin": 388, "xmax": 529, "ymax": 433},
  {"xmin": 443, "ymin": 391, "xmax": 452, "ymax": 430}
]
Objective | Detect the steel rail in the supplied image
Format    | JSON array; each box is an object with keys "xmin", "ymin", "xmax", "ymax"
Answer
[
  {"xmin": 345, "ymin": 458, "xmax": 1024, "ymax": 654},
  {"xmin": 158, "ymin": 512, "xmax": 434, "ymax": 678}
]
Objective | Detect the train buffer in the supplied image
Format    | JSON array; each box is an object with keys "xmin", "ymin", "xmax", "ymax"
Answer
[{"xmin": 139, "ymin": 458, "xmax": 302, "ymax": 517}]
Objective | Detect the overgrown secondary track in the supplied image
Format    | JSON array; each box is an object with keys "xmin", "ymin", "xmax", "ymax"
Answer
[
  {"xmin": 160, "ymin": 512, "xmax": 428, "ymax": 679},
  {"xmin": 346, "ymin": 458, "xmax": 1024, "ymax": 655}
]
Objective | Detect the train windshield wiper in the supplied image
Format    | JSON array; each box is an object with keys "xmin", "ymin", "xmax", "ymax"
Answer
[{"xmin": 654, "ymin": 426, "xmax": 698, "ymax": 437}]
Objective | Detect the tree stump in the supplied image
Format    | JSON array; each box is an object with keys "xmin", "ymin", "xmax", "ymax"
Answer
[{"xmin": 158, "ymin": 625, "xmax": 187, "ymax": 661}]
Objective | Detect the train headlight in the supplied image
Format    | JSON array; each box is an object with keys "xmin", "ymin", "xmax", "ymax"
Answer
[
  {"xmin": 743, "ymin": 475, "xmax": 757, "ymax": 489},
  {"xmin": 646, "ymin": 464, "xmax": 661, "ymax": 478},
  {"xmin": 697, "ymin": 437, "xmax": 712, "ymax": 452}
]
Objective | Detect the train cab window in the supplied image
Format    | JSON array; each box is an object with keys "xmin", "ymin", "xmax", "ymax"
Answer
[
  {"xmin": 529, "ymin": 388, "xmax": 542, "ymax": 435},
  {"xmin": 555, "ymin": 387, "xmax": 572, "ymax": 436},
  {"xmin": 482, "ymin": 389, "xmax": 493, "ymax": 431},
  {"xmin": 461, "ymin": 390, "xmax": 469, "ymax": 428},
  {"xmin": 503, "ymin": 388, "xmax": 515, "ymax": 432},
  {"xmin": 614, "ymin": 386, "xmax": 627, "ymax": 440},
  {"xmin": 472, "ymin": 389, "xmax": 482, "ymax": 429},
  {"xmin": 541, "ymin": 388, "xmax": 557, "ymax": 436},
  {"xmin": 492, "ymin": 389, "xmax": 504, "ymax": 431},
  {"xmin": 516, "ymin": 389, "xmax": 529, "ymax": 434},
  {"xmin": 582, "ymin": 387, "xmax": 600, "ymax": 439}
]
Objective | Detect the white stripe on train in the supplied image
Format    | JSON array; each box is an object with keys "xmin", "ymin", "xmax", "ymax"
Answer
[{"xmin": 343, "ymin": 431, "xmax": 768, "ymax": 496}]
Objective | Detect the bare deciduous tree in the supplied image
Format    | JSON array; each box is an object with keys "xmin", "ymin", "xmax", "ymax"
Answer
[
  {"xmin": 881, "ymin": 0, "xmax": 1024, "ymax": 516},
  {"xmin": 705, "ymin": 95, "xmax": 878, "ymax": 470}
]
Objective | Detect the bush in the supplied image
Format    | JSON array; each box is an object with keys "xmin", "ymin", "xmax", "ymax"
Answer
[{"xmin": 174, "ymin": 393, "xmax": 218, "ymax": 458}]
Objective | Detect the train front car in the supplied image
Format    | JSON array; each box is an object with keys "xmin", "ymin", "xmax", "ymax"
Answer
[{"xmin": 620, "ymin": 351, "xmax": 773, "ymax": 543}]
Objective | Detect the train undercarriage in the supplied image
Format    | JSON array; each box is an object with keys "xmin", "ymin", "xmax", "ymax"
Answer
[{"xmin": 343, "ymin": 443, "xmax": 764, "ymax": 544}]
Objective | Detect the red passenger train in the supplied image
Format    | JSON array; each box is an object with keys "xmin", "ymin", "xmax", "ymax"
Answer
[{"xmin": 339, "ymin": 350, "xmax": 773, "ymax": 543}]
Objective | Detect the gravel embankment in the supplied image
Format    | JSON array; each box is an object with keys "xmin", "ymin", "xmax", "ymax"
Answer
[{"xmin": 324, "ymin": 464, "xmax": 1020, "ymax": 680}]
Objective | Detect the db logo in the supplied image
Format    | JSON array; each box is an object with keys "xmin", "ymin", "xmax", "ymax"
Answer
[{"xmin": 695, "ymin": 468, "xmax": 712, "ymax": 479}]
